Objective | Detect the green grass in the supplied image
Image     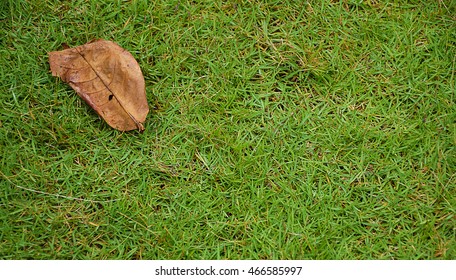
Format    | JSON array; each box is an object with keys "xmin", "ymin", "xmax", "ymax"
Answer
[{"xmin": 1, "ymin": 0, "xmax": 455, "ymax": 259}]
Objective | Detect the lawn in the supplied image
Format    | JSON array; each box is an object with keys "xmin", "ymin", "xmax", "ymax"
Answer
[{"xmin": 0, "ymin": 0, "xmax": 454, "ymax": 259}]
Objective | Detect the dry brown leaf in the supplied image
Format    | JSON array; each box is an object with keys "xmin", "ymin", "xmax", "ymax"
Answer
[{"xmin": 48, "ymin": 39, "xmax": 149, "ymax": 131}]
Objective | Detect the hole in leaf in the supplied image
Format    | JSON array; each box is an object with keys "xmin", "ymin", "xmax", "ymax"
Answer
[{"xmin": 108, "ymin": 94, "xmax": 114, "ymax": 101}]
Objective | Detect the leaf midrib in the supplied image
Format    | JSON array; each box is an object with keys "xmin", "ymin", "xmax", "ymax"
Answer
[{"xmin": 74, "ymin": 46, "xmax": 143, "ymax": 131}]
